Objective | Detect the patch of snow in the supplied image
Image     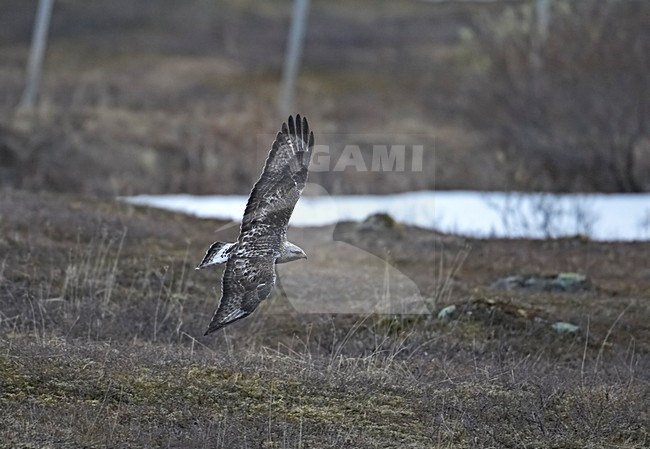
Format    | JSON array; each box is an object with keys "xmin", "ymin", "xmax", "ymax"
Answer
[{"xmin": 124, "ymin": 190, "xmax": 650, "ymax": 241}]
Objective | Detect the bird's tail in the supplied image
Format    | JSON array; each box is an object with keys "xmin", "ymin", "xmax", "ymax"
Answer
[{"xmin": 196, "ymin": 241, "xmax": 235, "ymax": 270}]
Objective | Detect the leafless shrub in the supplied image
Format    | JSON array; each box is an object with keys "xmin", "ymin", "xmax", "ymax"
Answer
[
  {"xmin": 464, "ymin": 0, "xmax": 650, "ymax": 192},
  {"xmin": 484, "ymin": 192, "xmax": 597, "ymax": 238}
]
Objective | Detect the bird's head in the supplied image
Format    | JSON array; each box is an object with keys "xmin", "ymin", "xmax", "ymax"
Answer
[
  {"xmin": 279, "ymin": 242, "xmax": 307, "ymax": 263},
  {"xmin": 295, "ymin": 247, "xmax": 307, "ymax": 260}
]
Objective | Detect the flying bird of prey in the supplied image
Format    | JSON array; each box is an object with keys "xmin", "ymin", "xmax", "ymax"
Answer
[{"xmin": 197, "ymin": 115, "xmax": 314, "ymax": 335}]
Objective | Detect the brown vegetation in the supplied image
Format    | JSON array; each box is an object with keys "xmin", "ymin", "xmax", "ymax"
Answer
[
  {"xmin": 1, "ymin": 189, "xmax": 649, "ymax": 447},
  {"xmin": 1, "ymin": 1, "xmax": 647, "ymax": 196},
  {"xmin": 1, "ymin": 1, "xmax": 649, "ymax": 446},
  {"xmin": 464, "ymin": 0, "xmax": 650, "ymax": 192}
]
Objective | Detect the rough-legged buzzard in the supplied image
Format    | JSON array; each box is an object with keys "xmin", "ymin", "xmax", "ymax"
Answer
[{"xmin": 197, "ymin": 115, "xmax": 314, "ymax": 335}]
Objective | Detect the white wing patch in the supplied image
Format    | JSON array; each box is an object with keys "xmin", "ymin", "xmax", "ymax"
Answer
[
  {"xmin": 222, "ymin": 307, "xmax": 248, "ymax": 323},
  {"xmin": 196, "ymin": 242, "xmax": 236, "ymax": 270}
]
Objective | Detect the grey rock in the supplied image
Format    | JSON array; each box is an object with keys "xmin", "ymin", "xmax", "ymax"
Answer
[
  {"xmin": 437, "ymin": 305, "xmax": 457, "ymax": 320},
  {"xmin": 551, "ymin": 321, "xmax": 580, "ymax": 334}
]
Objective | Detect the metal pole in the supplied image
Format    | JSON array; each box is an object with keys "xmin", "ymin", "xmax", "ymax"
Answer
[
  {"xmin": 279, "ymin": 0, "xmax": 310, "ymax": 118},
  {"xmin": 536, "ymin": 0, "xmax": 551, "ymax": 42},
  {"xmin": 19, "ymin": 0, "xmax": 55, "ymax": 109}
]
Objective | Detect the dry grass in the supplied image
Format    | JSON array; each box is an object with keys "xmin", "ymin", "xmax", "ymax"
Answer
[
  {"xmin": 1, "ymin": 189, "xmax": 648, "ymax": 448},
  {"xmin": 1, "ymin": 1, "xmax": 649, "ymax": 446},
  {"xmin": 2, "ymin": 1, "xmax": 648, "ymax": 197},
  {"xmin": 1, "ymin": 0, "xmax": 501, "ymax": 197}
]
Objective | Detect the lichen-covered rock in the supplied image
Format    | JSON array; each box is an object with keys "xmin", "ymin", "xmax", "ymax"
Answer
[
  {"xmin": 489, "ymin": 272, "xmax": 592, "ymax": 292},
  {"xmin": 437, "ymin": 304, "xmax": 457, "ymax": 320}
]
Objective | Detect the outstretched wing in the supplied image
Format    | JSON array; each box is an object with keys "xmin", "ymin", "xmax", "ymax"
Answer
[
  {"xmin": 241, "ymin": 114, "xmax": 314, "ymax": 239},
  {"xmin": 204, "ymin": 254, "xmax": 275, "ymax": 334},
  {"xmin": 204, "ymin": 115, "xmax": 314, "ymax": 334}
]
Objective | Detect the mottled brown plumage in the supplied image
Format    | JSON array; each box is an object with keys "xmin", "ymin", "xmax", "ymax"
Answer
[{"xmin": 203, "ymin": 115, "xmax": 314, "ymax": 335}]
